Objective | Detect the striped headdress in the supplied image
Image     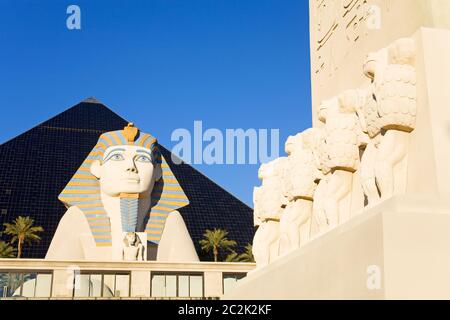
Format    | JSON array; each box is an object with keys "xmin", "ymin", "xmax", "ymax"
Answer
[{"xmin": 58, "ymin": 123, "xmax": 189, "ymax": 246}]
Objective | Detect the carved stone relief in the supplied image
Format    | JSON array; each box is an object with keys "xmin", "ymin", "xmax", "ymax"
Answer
[{"xmin": 253, "ymin": 36, "xmax": 417, "ymax": 269}]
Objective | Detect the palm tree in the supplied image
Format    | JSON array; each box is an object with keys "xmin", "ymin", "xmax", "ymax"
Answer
[
  {"xmin": 199, "ymin": 228, "xmax": 236, "ymax": 262},
  {"xmin": 3, "ymin": 216, "xmax": 44, "ymax": 258},
  {"xmin": 237, "ymin": 244, "xmax": 255, "ymax": 263},
  {"xmin": 0, "ymin": 241, "xmax": 16, "ymax": 258},
  {"xmin": 225, "ymin": 250, "xmax": 240, "ymax": 262}
]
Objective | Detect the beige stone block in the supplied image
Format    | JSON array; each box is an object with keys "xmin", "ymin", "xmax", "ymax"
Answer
[
  {"xmin": 406, "ymin": 27, "xmax": 450, "ymax": 197},
  {"xmin": 224, "ymin": 195, "xmax": 450, "ymax": 300},
  {"xmin": 130, "ymin": 270, "xmax": 151, "ymax": 298},
  {"xmin": 51, "ymin": 269, "xmax": 73, "ymax": 298},
  {"xmin": 204, "ymin": 271, "xmax": 223, "ymax": 298}
]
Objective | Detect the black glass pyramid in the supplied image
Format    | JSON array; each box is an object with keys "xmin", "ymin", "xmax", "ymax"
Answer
[{"xmin": 0, "ymin": 99, "xmax": 254, "ymax": 259}]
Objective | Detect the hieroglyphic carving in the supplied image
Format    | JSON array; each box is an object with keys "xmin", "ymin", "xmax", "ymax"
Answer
[
  {"xmin": 316, "ymin": 0, "xmax": 339, "ymax": 51},
  {"xmin": 343, "ymin": 0, "xmax": 358, "ymax": 15},
  {"xmin": 344, "ymin": 0, "xmax": 368, "ymax": 43},
  {"xmin": 313, "ymin": 0, "xmax": 373, "ymax": 76}
]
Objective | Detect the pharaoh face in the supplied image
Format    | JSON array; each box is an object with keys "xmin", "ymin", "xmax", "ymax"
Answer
[{"xmin": 90, "ymin": 145, "xmax": 162, "ymax": 197}]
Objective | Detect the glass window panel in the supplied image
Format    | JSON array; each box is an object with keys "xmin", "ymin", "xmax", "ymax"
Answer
[
  {"xmin": 165, "ymin": 275, "xmax": 177, "ymax": 298},
  {"xmin": 223, "ymin": 276, "xmax": 239, "ymax": 295},
  {"xmin": 151, "ymin": 275, "xmax": 165, "ymax": 297},
  {"xmin": 102, "ymin": 274, "xmax": 115, "ymax": 297},
  {"xmin": 74, "ymin": 274, "xmax": 90, "ymax": 297},
  {"xmin": 9, "ymin": 273, "xmax": 23, "ymax": 297},
  {"xmin": 35, "ymin": 274, "xmax": 52, "ymax": 298},
  {"xmin": 178, "ymin": 275, "xmax": 189, "ymax": 297},
  {"xmin": 189, "ymin": 275, "xmax": 203, "ymax": 298},
  {"xmin": 115, "ymin": 275, "xmax": 130, "ymax": 297},
  {"xmin": 22, "ymin": 273, "xmax": 36, "ymax": 283},
  {"xmin": 0, "ymin": 273, "xmax": 9, "ymax": 298},
  {"xmin": 19, "ymin": 273, "xmax": 37, "ymax": 297},
  {"xmin": 90, "ymin": 274, "xmax": 102, "ymax": 297}
]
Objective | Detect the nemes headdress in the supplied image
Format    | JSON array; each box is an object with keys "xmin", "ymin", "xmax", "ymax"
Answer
[{"xmin": 59, "ymin": 123, "xmax": 189, "ymax": 246}]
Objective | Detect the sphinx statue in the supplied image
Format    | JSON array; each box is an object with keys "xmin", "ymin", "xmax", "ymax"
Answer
[
  {"xmin": 122, "ymin": 232, "xmax": 145, "ymax": 261},
  {"xmin": 46, "ymin": 123, "xmax": 199, "ymax": 262},
  {"xmin": 364, "ymin": 38, "xmax": 417, "ymax": 200},
  {"xmin": 252, "ymin": 158, "xmax": 288, "ymax": 268},
  {"xmin": 279, "ymin": 130, "xmax": 320, "ymax": 256}
]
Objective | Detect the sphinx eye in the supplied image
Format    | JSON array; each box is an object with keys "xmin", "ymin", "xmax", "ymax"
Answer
[
  {"xmin": 107, "ymin": 153, "xmax": 125, "ymax": 161},
  {"xmin": 135, "ymin": 155, "xmax": 152, "ymax": 163}
]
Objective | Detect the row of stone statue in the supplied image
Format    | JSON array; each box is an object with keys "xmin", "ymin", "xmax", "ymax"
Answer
[{"xmin": 253, "ymin": 37, "xmax": 417, "ymax": 268}]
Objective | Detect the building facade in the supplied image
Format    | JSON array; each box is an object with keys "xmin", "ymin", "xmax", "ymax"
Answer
[{"xmin": 0, "ymin": 259, "xmax": 254, "ymax": 299}]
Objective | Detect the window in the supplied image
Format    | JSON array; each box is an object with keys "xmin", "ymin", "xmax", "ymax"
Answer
[
  {"xmin": 0, "ymin": 271, "xmax": 52, "ymax": 298},
  {"xmin": 115, "ymin": 274, "xmax": 130, "ymax": 297},
  {"xmin": 190, "ymin": 275, "xmax": 203, "ymax": 297},
  {"xmin": 223, "ymin": 273, "xmax": 247, "ymax": 295},
  {"xmin": 35, "ymin": 274, "xmax": 52, "ymax": 297},
  {"xmin": 5, "ymin": 189, "xmax": 11, "ymax": 195},
  {"xmin": 1, "ymin": 209, "xmax": 7, "ymax": 215},
  {"xmin": 73, "ymin": 273, "xmax": 130, "ymax": 298},
  {"xmin": 151, "ymin": 273, "xmax": 203, "ymax": 298}
]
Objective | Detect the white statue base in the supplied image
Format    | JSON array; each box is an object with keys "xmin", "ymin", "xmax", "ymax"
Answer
[{"xmin": 223, "ymin": 195, "xmax": 450, "ymax": 300}]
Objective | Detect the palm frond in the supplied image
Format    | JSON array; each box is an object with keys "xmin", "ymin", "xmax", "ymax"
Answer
[
  {"xmin": 198, "ymin": 228, "xmax": 237, "ymax": 262},
  {"xmin": 236, "ymin": 243, "xmax": 255, "ymax": 262},
  {"xmin": 0, "ymin": 241, "xmax": 16, "ymax": 258},
  {"xmin": 225, "ymin": 251, "xmax": 239, "ymax": 262}
]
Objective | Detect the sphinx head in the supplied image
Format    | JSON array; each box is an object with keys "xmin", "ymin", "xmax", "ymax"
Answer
[
  {"xmin": 123, "ymin": 232, "xmax": 141, "ymax": 247},
  {"xmin": 90, "ymin": 145, "xmax": 162, "ymax": 198},
  {"xmin": 89, "ymin": 123, "xmax": 162, "ymax": 198}
]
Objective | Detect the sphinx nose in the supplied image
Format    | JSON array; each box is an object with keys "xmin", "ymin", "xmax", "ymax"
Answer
[
  {"xmin": 125, "ymin": 159, "xmax": 138, "ymax": 173},
  {"xmin": 127, "ymin": 166, "xmax": 137, "ymax": 173}
]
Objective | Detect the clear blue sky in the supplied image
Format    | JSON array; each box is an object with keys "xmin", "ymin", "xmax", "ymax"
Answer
[{"xmin": 0, "ymin": 0, "xmax": 312, "ymax": 206}]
